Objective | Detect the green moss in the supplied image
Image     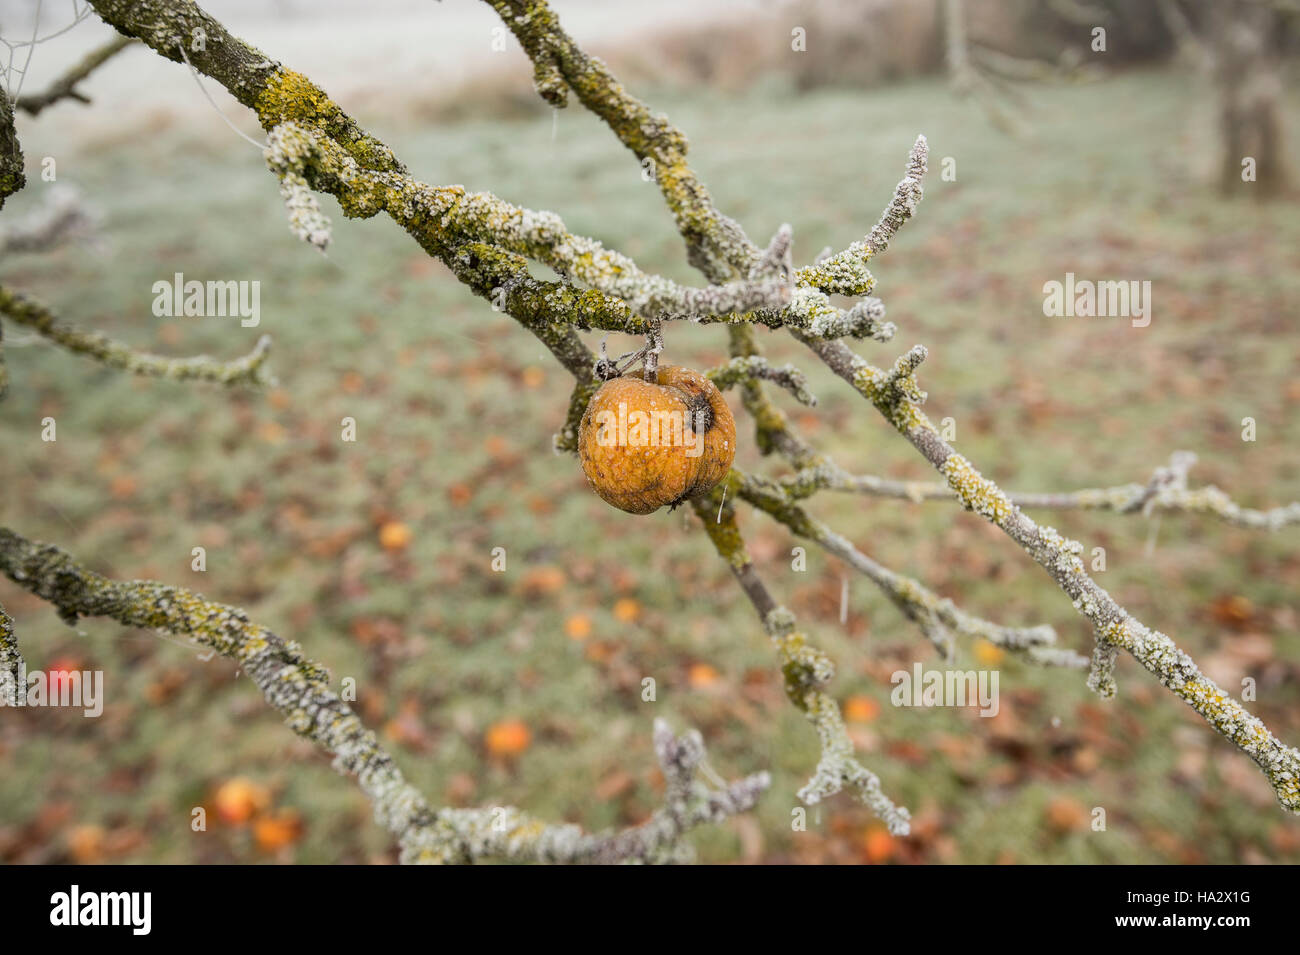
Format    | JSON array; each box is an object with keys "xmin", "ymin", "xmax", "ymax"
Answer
[{"xmin": 256, "ymin": 70, "xmax": 399, "ymax": 173}]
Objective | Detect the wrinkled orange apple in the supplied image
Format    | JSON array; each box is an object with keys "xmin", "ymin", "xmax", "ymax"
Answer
[{"xmin": 579, "ymin": 365, "xmax": 735, "ymax": 515}]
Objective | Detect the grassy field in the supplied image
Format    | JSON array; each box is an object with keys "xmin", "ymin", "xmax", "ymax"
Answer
[{"xmin": 2, "ymin": 64, "xmax": 1299, "ymax": 864}]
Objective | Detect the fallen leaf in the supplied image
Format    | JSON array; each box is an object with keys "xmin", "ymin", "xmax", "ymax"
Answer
[
  {"xmin": 843, "ymin": 695, "xmax": 880, "ymax": 723},
  {"xmin": 485, "ymin": 719, "xmax": 532, "ymax": 758},
  {"xmin": 613, "ymin": 597, "xmax": 640, "ymax": 623},
  {"xmin": 862, "ymin": 825, "xmax": 896, "ymax": 863},
  {"xmin": 1044, "ymin": 796, "xmax": 1088, "ymax": 833},
  {"xmin": 687, "ymin": 662, "xmax": 720, "ymax": 688},
  {"xmin": 213, "ymin": 778, "xmax": 271, "ymax": 826},
  {"xmin": 253, "ymin": 809, "xmax": 304, "ymax": 852},
  {"xmin": 378, "ymin": 521, "xmax": 413, "ymax": 552},
  {"xmin": 565, "ymin": 614, "xmax": 592, "ymax": 641}
]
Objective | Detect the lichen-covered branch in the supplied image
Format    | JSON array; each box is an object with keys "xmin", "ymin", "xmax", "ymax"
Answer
[
  {"xmin": 438, "ymin": 719, "xmax": 770, "ymax": 865},
  {"xmin": 0, "ymin": 87, "xmax": 24, "ymax": 209},
  {"xmin": 14, "ymin": 35, "xmax": 135, "ymax": 117},
  {"xmin": 801, "ymin": 333, "xmax": 1300, "ymax": 813},
  {"xmin": 484, "ymin": 0, "xmax": 759, "ymax": 284},
  {"xmin": 690, "ymin": 493, "xmax": 911, "ymax": 835},
  {"xmin": 81, "ymin": 2, "xmax": 807, "ymax": 342},
  {"xmin": 0, "ymin": 284, "xmax": 274, "ymax": 388},
  {"xmin": 707, "ymin": 356, "xmax": 817, "ymax": 407},
  {"xmin": 263, "ymin": 121, "xmax": 792, "ymax": 329},
  {"xmin": 0, "ymin": 599, "xmax": 21, "ymax": 708},
  {"xmin": 483, "ymin": 1, "xmax": 897, "ymax": 342},
  {"xmin": 795, "ymin": 135, "xmax": 927, "ymax": 297},
  {"xmin": 730, "ymin": 468, "xmax": 1083, "ymax": 667},
  {"xmin": 0, "ymin": 527, "xmax": 767, "ymax": 863},
  {"xmin": 714, "ymin": 333, "xmax": 1072, "ymax": 665},
  {"xmin": 785, "ymin": 452, "xmax": 1300, "ymax": 530}
]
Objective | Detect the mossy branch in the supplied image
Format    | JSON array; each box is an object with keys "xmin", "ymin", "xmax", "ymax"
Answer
[
  {"xmin": 707, "ymin": 356, "xmax": 817, "ymax": 408},
  {"xmin": 788, "ymin": 452, "xmax": 1300, "ymax": 530},
  {"xmin": 0, "ymin": 87, "xmax": 24, "ymax": 210},
  {"xmin": 801, "ymin": 334, "xmax": 1300, "ymax": 813},
  {"xmin": 484, "ymin": 0, "xmax": 758, "ymax": 283},
  {"xmin": 689, "ymin": 494, "xmax": 911, "ymax": 835},
  {"xmin": 0, "ymin": 599, "xmax": 21, "ymax": 707},
  {"xmin": 0, "ymin": 285, "xmax": 274, "ymax": 388},
  {"xmin": 0, "ymin": 527, "xmax": 767, "ymax": 863},
  {"xmin": 732, "ymin": 468, "xmax": 1082, "ymax": 667}
]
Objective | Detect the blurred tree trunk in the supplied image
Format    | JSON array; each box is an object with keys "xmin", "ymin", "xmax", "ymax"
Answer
[
  {"xmin": 1211, "ymin": 1, "xmax": 1286, "ymax": 197},
  {"xmin": 944, "ymin": 0, "xmax": 972, "ymax": 93}
]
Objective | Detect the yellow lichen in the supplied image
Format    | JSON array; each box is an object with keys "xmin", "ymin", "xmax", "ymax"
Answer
[{"xmin": 940, "ymin": 453, "xmax": 1013, "ymax": 524}]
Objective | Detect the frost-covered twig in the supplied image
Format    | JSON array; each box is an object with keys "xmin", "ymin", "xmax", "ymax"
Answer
[
  {"xmin": 801, "ymin": 334, "xmax": 1300, "ymax": 813},
  {"xmin": 786, "ymin": 451, "xmax": 1300, "ymax": 530},
  {"xmin": 429, "ymin": 718, "xmax": 771, "ymax": 864},
  {"xmin": 797, "ymin": 135, "xmax": 928, "ymax": 297},
  {"xmin": 14, "ymin": 35, "xmax": 134, "ymax": 116},
  {"xmin": 0, "ymin": 527, "xmax": 767, "ymax": 863},
  {"xmin": 732, "ymin": 469, "xmax": 1082, "ymax": 667},
  {"xmin": 264, "ymin": 122, "xmax": 797, "ymax": 326},
  {"xmin": 690, "ymin": 495, "xmax": 911, "ymax": 835},
  {"xmin": 0, "ymin": 284, "xmax": 274, "ymax": 388},
  {"xmin": 707, "ymin": 356, "xmax": 817, "ymax": 407},
  {"xmin": 0, "ymin": 185, "xmax": 98, "ymax": 255}
]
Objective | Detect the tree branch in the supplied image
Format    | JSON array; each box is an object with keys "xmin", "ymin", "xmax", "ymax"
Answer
[
  {"xmin": 707, "ymin": 356, "xmax": 817, "ymax": 407},
  {"xmin": 14, "ymin": 35, "xmax": 135, "ymax": 117},
  {"xmin": 728, "ymin": 468, "xmax": 1082, "ymax": 666},
  {"xmin": 799, "ymin": 333, "xmax": 1300, "ymax": 813},
  {"xmin": 0, "ymin": 599, "xmax": 21, "ymax": 708},
  {"xmin": 0, "ymin": 527, "xmax": 767, "ymax": 863},
  {"xmin": 785, "ymin": 452, "xmax": 1300, "ymax": 530},
  {"xmin": 0, "ymin": 185, "xmax": 97, "ymax": 256},
  {"xmin": 0, "ymin": 284, "xmax": 274, "ymax": 388},
  {"xmin": 0, "ymin": 87, "xmax": 24, "ymax": 209},
  {"xmin": 689, "ymin": 494, "xmax": 911, "ymax": 834}
]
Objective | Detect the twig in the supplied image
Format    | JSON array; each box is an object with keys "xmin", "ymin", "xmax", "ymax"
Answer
[
  {"xmin": 801, "ymin": 332, "xmax": 1300, "ymax": 813},
  {"xmin": 733, "ymin": 469, "xmax": 1083, "ymax": 667},
  {"xmin": 707, "ymin": 356, "xmax": 817, "ymax": 407},
  {"xmin": 690, "ymin": 494, "xmax": 911, "ymax": 835},
  {"xmin": 14, "ymin": 35, "xmax": 134, "ymax": 116},
  {"xmin": 0, "ymin": 284, "xmax": 274, "ymax": 388},
  {"xmin": 786, "ymin": 452, "xmax": 1300, "ymax": 531},
  {"xmin": 0, "ymin": 185, "xmax": 98, "ymax": 255}
]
